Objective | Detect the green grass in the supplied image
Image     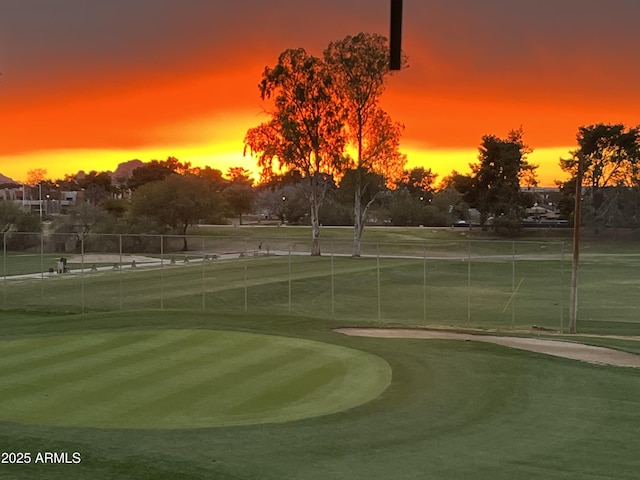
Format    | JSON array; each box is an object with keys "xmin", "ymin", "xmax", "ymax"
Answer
[
  {"xmin": 1, "ymin": 248, "xmax": 637, "ymax": 334},
  {"xmin": 1, "ymin": 229, "xmax": 639, "ymax": 478},
  {"xmin": 1, "ymin": 310, "xmax": 639, "ymax": 480},
  {"xmin": 3, "ymin": 226, "xmax": 638, "ymax": 335},
  {"xmin": 0, "ymin": 329, "xmax": 390, "ymax": 429}
]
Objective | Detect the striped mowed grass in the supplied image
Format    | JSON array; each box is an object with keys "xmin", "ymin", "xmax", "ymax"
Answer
[
  {"xmin": 0, "ymin": 329, "xmax": 391, "ymax": 429},
  {"xmin": 1, "ymin": 309, "xmax": 640, "ymax": 479}
]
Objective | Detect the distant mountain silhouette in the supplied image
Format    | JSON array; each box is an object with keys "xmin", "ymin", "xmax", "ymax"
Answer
[
  {"xmin": 0, "ymin": 173, "xmax": 20, "ymax": 187},
  {"xmin": 113, "ymin": 159, "xmax": 144, "ymax": 181}
]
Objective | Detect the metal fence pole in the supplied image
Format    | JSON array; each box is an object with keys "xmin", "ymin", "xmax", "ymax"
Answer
[
  {"xmin": 512, "ymin": 241, "xmax": 516, "ymax": 329},
  {"xmin": 467, "ymin": 238, "xmax": 471, "ymax": 326},
  {"xmin": 331, "ymin": 244, "xmax": 335, "ymax": 317},
  {"xmin": 244, "ymin": 259, "xmax": 248, "ymax": 313},
  {"xmin": 423, "ymin": 243, "xmax": 427, "ymax": 325},
  {"xmin": 202, "ymin": 236, "xmax": 206, "ymax": 311},
  {"xmin": 160, "ymin": 235, "xmax": 164, "ymax": 310},
  {"xmin": 288, "ymin": 246, "xmax": 292, "ymax": 313},
  {"xmin": 560, "ymin": 241, "xmax": 565, "ymax": 333},
  {"xmin": 40, "ymin": 232, "xmax": 45, "ymax": 307},
  {"xmin": 377, "ymin": 244, "xmax": 381, "ymax": 322},
  {"xmin": 3, "ymin": 232, "xmax": 6, "ymax": 307},
  {"xmin": 81, "ymin": 234, "xmax": 85, "ymax": 314},
  {"xmin": 119, "ymin": 234, "xmax": 123, "ymax": 310}
]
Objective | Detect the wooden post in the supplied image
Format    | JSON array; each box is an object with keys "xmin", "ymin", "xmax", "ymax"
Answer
[{"xmin": 569, "ymin": 155, "xmax": 583, "ymax": 334}]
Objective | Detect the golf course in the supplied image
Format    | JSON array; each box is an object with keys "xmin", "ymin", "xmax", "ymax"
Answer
[{"xmin": 1, "ymin": 227, "xmax": 639, "ymax": 479}]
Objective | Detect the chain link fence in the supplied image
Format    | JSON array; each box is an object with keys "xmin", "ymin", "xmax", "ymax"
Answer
[{"xmin": 1, "ymin": 231, "xmax": 633, "ymax": 333}]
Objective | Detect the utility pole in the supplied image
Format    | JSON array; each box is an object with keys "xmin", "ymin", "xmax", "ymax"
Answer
[
  {"xmin": 569, "ymin": 154, "xmax": 583, "ymax": 334},
  {"xmin": 390, "ymin": 0, "xmax": 403, "ymax": 70},
  {"xmin": 38, "ymin": 182, "xmax": 43, "ymax": 222}
]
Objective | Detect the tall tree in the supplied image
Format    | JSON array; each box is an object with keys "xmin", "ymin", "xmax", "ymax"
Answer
[
  {"xmin": 325, "ymin": 33, "xmax": 406, "ymax": 256},
  {"xmin": 244, "ymin": 48, "xmax": 347, "ymax": 255},
  {"xmin": 26, "ymin": 168, "xmax": 47, "ymax": 185},
  {"xmin": 52, "ymin": 203, "xmax": 111, "ymax": 252},
  {"xmin": 0, "ymin": 200, "xmax": 31, "ymax": 232},
  {"xmin": 398, "ymin": 167, "xmax": 437, "ymax": 197},
  {"xmin": 195, "ymin": 166, "xmax": 227, "ymax": 189},
  {"xmin": 76, "ymin": 170, "xmax": 113, "ymax": 205},
  {"xmin": 226, "ymin": 167, "xmax": 253, "ymax": 185},
  {"xmin": 128, "ymin": 157, "xmax": 191, "ymax": 191},
  {"xmin": 130, "ymin": 174, "xmax": 221, "ymax": 250},
  {"xmin": 223, "ymin": 185, "xmax": 254, "ymax": 225},
  {"xmin": 559, "ymin": 123, "xmax": 640, "ymax": 217},
  {"xmin": 469, "ymin": 128, "xmax": 537, "ymax": 233},
  {"xmin": 0, "ymin": 200, "xmax": 41, "ymax": 250}
]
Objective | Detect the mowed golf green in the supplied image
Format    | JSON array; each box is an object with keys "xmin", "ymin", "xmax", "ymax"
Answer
[{"xmin": 0, "ymin": 329, "xmax": 391, "ymax": 429}]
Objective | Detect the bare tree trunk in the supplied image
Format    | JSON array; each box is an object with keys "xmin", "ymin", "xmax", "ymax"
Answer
[
  {"xmin": 181, "ymin": 223, "xmax": 189, "ymax": 251},
  {"xmin": 310, "ymin": 192, "xmax": 321, "ymax": 256},
  {"xmin": 308, "ymin": 173, "xmax": 324, "ymax": 256},
  {"xmin": 353, "ymin": 180, "xmax": 363, "ymax": 257},
  {"xmin": 353, "ymin": 118, "xmax": 365, "ymax": 258},
  {"xmin": 352, "ymin": 169, "xmax": 379, "ymax": 257}
]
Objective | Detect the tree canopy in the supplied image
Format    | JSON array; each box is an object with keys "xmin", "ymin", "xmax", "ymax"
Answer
[
  {"xmin": 130, "ymin": 174, "xmax": 223, "ymax": 250},
  {"xmin": 244, "ymin": 47, "xmax": 348, "ymax": 255},
  {"xmin": 325, "ymin": 32, "xmax": 406, "ymax": 256},
  {"xmin": 559, "ymin": 123, "xmax": 640, "ymax": 229},
  {"xmin": 560, "ymin": 123, "xmax": 640, "ymax": 191},
  {"xmin": 467, "ymin": 128, "xmax": 537, "ymax": 233},
  {"xmin": 128, "ymin": 157, "xmax": 192, "ymax": 191}
]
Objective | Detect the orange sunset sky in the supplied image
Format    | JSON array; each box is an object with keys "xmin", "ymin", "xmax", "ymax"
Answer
[{"xmin": 1, "ymin": 0, "xmax": 639, "ymax": 186}]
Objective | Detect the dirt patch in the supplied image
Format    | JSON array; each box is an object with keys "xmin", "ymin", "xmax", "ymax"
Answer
[{"xmin": 335, "ymin": 328, "xmax": 640, "ymax": 368}]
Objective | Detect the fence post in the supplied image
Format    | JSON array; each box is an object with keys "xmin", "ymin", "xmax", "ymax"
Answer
[
  {"xmin": 3, "ymin": 232, "xmax": 6, "ymax": 307},
  {"xmin": 512, "ymin": 241, "xmax": 516, "ymax": 329},
  {"xmin": 202, "ymin": 236, "xmax": 206, "ymax": 311},
  {"xmin": 244, "ymin": 259, "xmax": 248, "ymax": 313},
  {"xmin": 119, "ymin": 234, "xmax": 123, "ymax": 310},
  {"xmin": 560, "ymin": 241, "xmax": 565, "ymax": 333},
  {"xmin": 160, "ymin": 235, "xmax": 164, "ymax": 311},
  {"xmin": 423, "ymin": 243, "xmax": 427, "ymax": 324},
  {"xmin": 81, "ymin": 234, "xmax": 85, "ymax": 314},
  {"xmin": 331, "ymin": 243, "xmax": 335, "ymax": 317},
  {"xmin": 377, "ymin": 243, "xmax": 381, "ymax": 322},
  {"xmin": 467, "ymin": 237, "xmax": 471, "ymax": 326},
  {"xmin": 288, "ymin": 246, "xmax": 292, "ymax": 313},
  {"xmin": 40, "ymin": 232, "xmax": 44, "ymax": 308}
]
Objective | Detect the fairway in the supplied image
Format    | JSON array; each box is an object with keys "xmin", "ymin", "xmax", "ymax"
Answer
[{"xmin": 0, "ymin": 329, "xmax": 391, "ymax": 429}]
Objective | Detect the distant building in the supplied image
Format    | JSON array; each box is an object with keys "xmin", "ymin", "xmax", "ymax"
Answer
[{"xmin": 0, "ymin": 184, "xmax": 81, "ymax": 216}]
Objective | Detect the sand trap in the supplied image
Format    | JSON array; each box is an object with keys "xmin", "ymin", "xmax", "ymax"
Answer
[{"xmin": 335, "ymin": 328, "xmax": 640, "ymax": 368}]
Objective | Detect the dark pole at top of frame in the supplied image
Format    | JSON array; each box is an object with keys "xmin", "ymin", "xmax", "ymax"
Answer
[{"xmin": 390, "ymin": 0, "xmax": 403, "ymax": 70}]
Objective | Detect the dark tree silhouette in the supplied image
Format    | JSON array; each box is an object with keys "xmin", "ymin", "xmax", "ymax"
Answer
[
  {"xmin": 469, "ymin": 128, "xmax": 537, "ymax": 233},
  {"xmin": 130, "ymin": 174, "xmax": 220, "ymax": 250},
  {"xmin": 325, "ymin": 33, "xmax": 406, "ymax": 256}
]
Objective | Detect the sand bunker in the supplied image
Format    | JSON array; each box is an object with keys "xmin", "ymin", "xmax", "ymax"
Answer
[{"xmin": 336, "ymin": 328, "xmax": 640, "ymax": 368}]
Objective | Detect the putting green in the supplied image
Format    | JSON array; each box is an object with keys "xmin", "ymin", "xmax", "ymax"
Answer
[{"xmin": 0, "ymin": 329, "xmax": 391, "ymax": 429}]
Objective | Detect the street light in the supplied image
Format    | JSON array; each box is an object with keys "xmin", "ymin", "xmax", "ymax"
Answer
[
  {"xmin": 38, "ymin": 182, "xmax": 43, "ymax": 222},
  {"xmin": 281, "ymin": 195, "xmax": 286, "ymax": 225}
]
